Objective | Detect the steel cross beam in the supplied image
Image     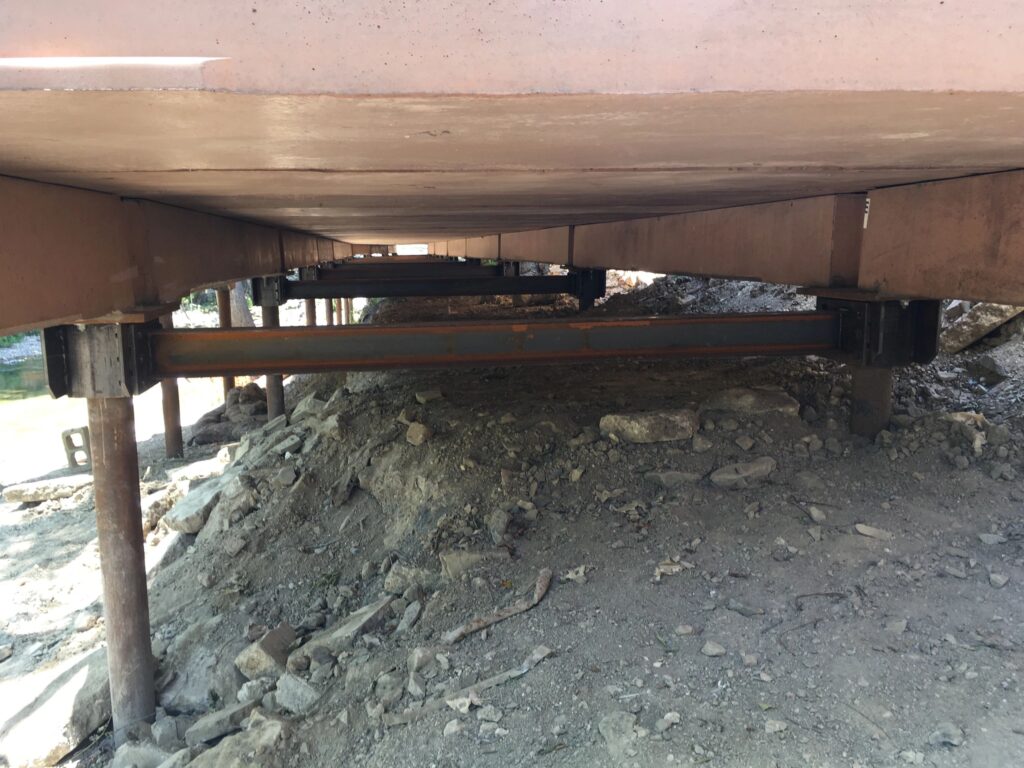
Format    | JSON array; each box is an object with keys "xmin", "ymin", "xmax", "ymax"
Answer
[
  {"xmin": 146, "ymin": 312, "xmax": 841, "ymax": 379},
  {"xmin": 253, "ymin": 268, "xmax": 608, "ymax": 309}
]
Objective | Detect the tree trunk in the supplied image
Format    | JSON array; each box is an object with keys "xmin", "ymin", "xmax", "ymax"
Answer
[{"xmin": 229, "ymin": 282, "xmax": 255, "ymax": 327}]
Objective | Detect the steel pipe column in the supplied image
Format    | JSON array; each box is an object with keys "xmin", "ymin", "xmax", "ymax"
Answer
[
  {"xmin": 325, "ymin": 297, "xmax": 335, "ymax": 325},
  {"xmin": 262, "ymin": 305, "xmax": 286, "ymax": 418},
  {"xmin": 850, "ymin": 366, "xmax": 893, "ymax": 437},
  {"xmin": 158, "ymin": 314, "xmax": 183, "ymax": 458},
  {"xmin": 304, "ymin": 298, "xmax": 317, "ymax": 327},
  {"xmin": 87, "ymin": 396, "xmax": 155, "ymax": 746},
  {"xmin": 215, "ymin": 287, "xmax": 236, "ymax": 397}
]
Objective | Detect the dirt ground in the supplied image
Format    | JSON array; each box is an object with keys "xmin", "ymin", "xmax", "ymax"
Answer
[{"xmin": 1, "ymin": 278, "xmax": 1022, "ymax": 768}]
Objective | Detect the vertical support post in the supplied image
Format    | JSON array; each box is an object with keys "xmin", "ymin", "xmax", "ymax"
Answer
[
  {"xmin": 87, "ymin": 397, "xmax": 154, "ymax": 746},
  {"xmin": 341, "ymin": 297, "xmax": 352, "ymax": 325},
  {"xmin": 325, "ymin": 297, "xmax": 335, "ymax": 326},
  {"xmin": 304, "ymin": 298, "xmax": 317, "ymax": 327},
  {"xmin": 850, "ymin": 366, "xmax": 893, "ymax": 437},
  {"xmin": 215, "ymin": 287, "xmax": 236, "ymax": 397},
  {"xmin": 262, "ymin": 304, "xmax": 285, "ymax": 418},
  {"xmin": 158, "ymin": 314, "xmax": 183, "ymax": 459},
  {"xmin": 334, "ymin": 299, "xmax": 343, "ymax": 325}
]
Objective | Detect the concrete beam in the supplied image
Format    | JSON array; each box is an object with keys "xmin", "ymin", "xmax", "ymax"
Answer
[
  {"xmin": 858, "ymin": 171, "xmax": 1024, "ymax": 303},
  {"xmin": 0, "ymin": 175, "xmax": 348, "ymax": 335}
]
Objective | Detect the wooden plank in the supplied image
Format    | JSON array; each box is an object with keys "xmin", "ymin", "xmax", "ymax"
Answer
[{"xmin": 858, "ymin": 171, "xmax": 1024, "ymax": 302}]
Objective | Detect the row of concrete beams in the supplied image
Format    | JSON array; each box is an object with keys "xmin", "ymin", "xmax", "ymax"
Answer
[
  {"xmin": 430, "ymin": 171, "xmax": 1024, "ymax": 305},
  {"xmin": 0, "ymin": 173, "xmax": 372, "ymax": 335},
  {"xmin": 5, "ymin": 170, "xmax": 1024, "ymax": 336}
]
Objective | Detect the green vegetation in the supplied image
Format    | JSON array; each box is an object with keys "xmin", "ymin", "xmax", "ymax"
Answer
[{"xmin": 0, "ymin": 332, "xmax": 30, "ymax": 349}]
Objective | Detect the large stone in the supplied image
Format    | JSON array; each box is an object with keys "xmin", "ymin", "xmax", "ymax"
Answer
[
  {"xmin": 199, "ymin": 474, "xmax": 257, "ymax": 540},
  {"xmin": 439, "ymin": 549, "xmax": 511, "ymax": 580},
  {"xmin": 291, "ymin": 595, "xmax": 394, "ymax": 661},
  {"xmin": 709, "ymin": 456, "xmax": 777, "ymax": 489},
  {"xmin": 701, "ymin": 387, "xmax": 800, "ymax": 416},
  {"xmin": 291, "ymin": 393, "xmax": 327, "ymax": 422},
  {"xmin": 598, "ymin": 410, "xmax": 699, "ymax": 443},
  {"xmin": 599, "ymin": 711, "xmax": 638, "ymax": 761},
  {"xmin": 155, "ymin": 749, "xmax": 192, "ymax": 768},
  {"xmin": 110, "ymin": 742, "xmax": 174, "ymax": 768},
  {"xmin": 184, "ymin": 700, "xmax": 258, "ymax": 747},
  {"xmin": 164, "ymin": 477, "xmax": 228, "ymax": 534},
  {"xmin": 2, "ymin": 473, "xmax": 92, "ymax": 503},
  {"xmin": 383, "ymin": 564, "xmax": 439, "ymax": 595},
  {"xmin": 186, "ymin": 713, "xmax": 286, "ymax": 768},
  {"xmin": 234, "ymin": 623, "xmax": 296, "ymax": 681},
  {"xmin": 941, "ymin": 303, "xmax": 1024, "ymax": 353},
  {"xmin": 275, "ymin": 674, "xmax": 320, "ymax": 715}
]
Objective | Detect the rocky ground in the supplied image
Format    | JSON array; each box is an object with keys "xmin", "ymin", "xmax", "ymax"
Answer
[{"xmin": 1, "ymin": 277, "xmax": 1023, "ymax": 768}]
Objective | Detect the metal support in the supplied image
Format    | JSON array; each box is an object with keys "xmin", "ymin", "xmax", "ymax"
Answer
[
  {"xmin": 158, "ymin": 314, "xmax": 183, "ymax": 458},
  {"xmin": 148, "ymin": 312, "xmax": 841, "ymax": 378},
  {"xmin": 215, "ymin": 287, "xmax": 236, "ymax": 397},
  {"xmin": 341, "ymin": 297, "xmax": 352, "ymax": 325},
  {"xmin": 850, "ymin": 366, "xmax": 893, "ymax": 437},
  {"xmin": 88, "ymin": 396, "xmax": 155, "ymax": 747},
  {"xmin": 262, "ymin": 304, "xmax": 285, "ymax": 418},
  {"xmin": 335, "ymin": 298, "xmax": 344, "ymax": 324},
  {"xmin": 304, "ymin": 298, "xmax": 317, "ymax": 327},
  {"xmin": 325, "ymin": 297, "xmax": 335, "ymax": 325},
  {"xmin": 816, "ymin": 295, "xmax": 940, "ymax": 436}
]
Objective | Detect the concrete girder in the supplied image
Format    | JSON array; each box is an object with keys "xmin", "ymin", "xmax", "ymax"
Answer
[{"xmin": 0, "ymin": 174, "xmax": 348, "ymax": 335}]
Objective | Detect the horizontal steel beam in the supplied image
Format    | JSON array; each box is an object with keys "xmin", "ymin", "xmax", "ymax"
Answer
[
  {"xmin": 284, "ymin": 275, "xmax": 576, "ymax": 300},
  {"xmin": 149, "ymin": 312, "xmax": 841, "ymax": 378},
  {"xmin": 317, "ymin": 262, "xmax": 503, "ymax": 280}
]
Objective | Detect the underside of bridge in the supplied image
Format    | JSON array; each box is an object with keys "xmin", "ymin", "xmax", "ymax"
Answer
[{"xmin": 3, "ymin": 0, "xmax": 1024, "ymax": 748}]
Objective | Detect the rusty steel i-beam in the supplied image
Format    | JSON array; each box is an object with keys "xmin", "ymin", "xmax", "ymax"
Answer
[{"xmin": 148, "ymin": 312, "xmax": 842, "ymax": 378}]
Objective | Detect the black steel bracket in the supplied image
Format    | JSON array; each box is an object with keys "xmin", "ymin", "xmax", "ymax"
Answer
[
  {"xmin": 252, "ymin": 275, "xmax": 286, "ymax": 307},
  {"xmin": 817, "ymin": 297, "xmax": 940, "ymax": 367},
  {"xmin": 42, "ymin": 323, "xmax": 158, "ymax": 398}
]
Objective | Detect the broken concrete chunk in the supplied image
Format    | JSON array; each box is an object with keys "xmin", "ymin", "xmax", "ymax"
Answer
[
  {"xmin": 854, "ymin": 523, "xmax": 895, "ymax": 541},
  {"xmin": 270, "ymin": 433, "xmax": 304, "ymax": 456},
  {"xmin": 598, "ymin": 711, "xmax": 638, "ymax": 760},
  {"xmin": 234, "ymin": 622, "xmax": 296, "ymax": 681},
  {"xmin": 701, "ymin": 387, "xmax": 800, "ymax": 416},
  {"xmin": 709, "ymin": 457, "xmax": 776, "ymax": 489},
  {"xmin": 415, "ymin": 388, "xmax": 443, "ymax": 404},
  {"xmin": 293, "ymin": 595, "xmax": 394, "ymax": 659},
  {"xmin": 2, "ymin": 473, "xmax": 92, "ymax": 503},
  {"xmin": 383, "ymin": 564, "xmax": 439, "ymax": 595},
  {"xmin": 184, "ymin": 699, "xmax": 258, "ymax": 747},
  {"xmin": 941, "ymin": 303, "xmax": 1023, "ymax": 353},
  {"xmin": 110, "ymin": 742, "xmax": 174, "ymax": 768},
  {"xmin": 291, "ymin": 393, "xmax": 327, "ymax": 422},
  {"xmin": 598, "ymin": 409, "xmax": 699, "ymax": 443},
  {"xmin": 275, "ymin": 673, "xmax": 321, "ymax": 715},
  {"xmin": 439, "ymin": 548, "xmax": 511, "ymax": 580},
  {"xmin": 163, "ymin": 477, "xmax": 226, "ymax": 534}
]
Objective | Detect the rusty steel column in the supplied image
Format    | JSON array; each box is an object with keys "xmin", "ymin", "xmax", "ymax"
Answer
[
  {"xmin": 325, "ymin": 297, "xmax": 335, "ymax": 325},
  {"xmin": 850, "ymin": 367, "xmax": 893, "ymax": 437},
  {"xmin": 304, "ymin": 298, "xmax": 317, "ymax": 327},
  {"xmin": 158, "ymin": 314, "xmax": 183, "ymax": 458},
  {"xmin": 263, "ymin": 304, "xmax": 285, "ymax": 418},
  {"xmin": 87, "ymin": 397, "xmax": 155, "ymax": 746},
  {"xmin": 215, "ymin": 287, "xmax": 236, "ymax": 397}
]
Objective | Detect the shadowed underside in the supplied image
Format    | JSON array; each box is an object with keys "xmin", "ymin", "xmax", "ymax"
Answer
[{"xmin": 1, "ymin": 0, "xmax": 1024, "ymax": 332}]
